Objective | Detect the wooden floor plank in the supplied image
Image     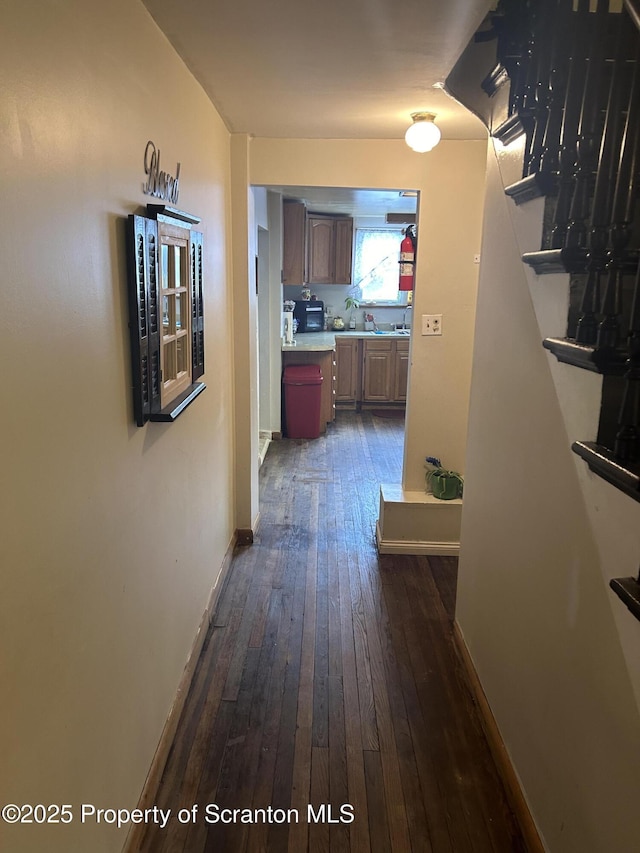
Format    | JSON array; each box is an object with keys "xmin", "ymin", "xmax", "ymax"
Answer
[
  {"xmin": 336, "ymin": 528, "xmax": 371, "ymax": 853},
  {"xmin": 309, "ymin": 747, "xmax": 330, "ymax": 853},
  {"xmin": 354, "ymin": 553, "xmax": 412, "ymax": 853},
  {"xmin": 288, "ymin": 485, "xmax": 319, "ymax": 853},
  {"xmin": 140, "ymin": 412, "xmax": 528, "ymax": 853},
  {"xmin": 328, "ymin": 675, "xmax": 350, "ymax": 853},
  {"xmin": 363, "ymin": 750, "xmax": 392, "ymax": 853}
]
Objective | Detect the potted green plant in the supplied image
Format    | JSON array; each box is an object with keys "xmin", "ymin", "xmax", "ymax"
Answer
[
  {"xmin": 345, "ymin": 296, "xmax": 360, "ymax": 329},
  {"xmin": 425, "ymin": 456, "xmax": 463, "ymax": 500}
]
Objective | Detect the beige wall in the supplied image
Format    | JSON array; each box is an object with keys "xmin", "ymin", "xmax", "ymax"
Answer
[
  {"xmin": 458, "ymin": 141, "xmax": 640, "ymax": 852},
  {"xmin": 250, "ymin": 138, "xmax": 486, "ymax": 494},
  {"xmin": 1, "ymin": 2, "xmax": 235, "ymax": 850}
]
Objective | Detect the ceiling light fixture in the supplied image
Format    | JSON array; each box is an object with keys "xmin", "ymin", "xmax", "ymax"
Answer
[{"xmin": 405, "ymin": 112, "xmax": 441, "ymax": 153}]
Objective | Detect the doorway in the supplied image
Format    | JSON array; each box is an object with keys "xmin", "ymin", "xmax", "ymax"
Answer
[{"xmin": 253, "ymin": 184, "xmax": 418, "ymax": 472}]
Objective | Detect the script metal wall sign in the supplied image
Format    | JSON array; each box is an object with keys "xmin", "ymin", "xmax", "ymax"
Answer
[{"xmin": 142, "ymin": 141, "xmax": 180, "ymax": 204}]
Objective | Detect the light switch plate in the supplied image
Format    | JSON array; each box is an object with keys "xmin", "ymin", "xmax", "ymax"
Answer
[{"xmin": 422, "ymin": 314, "xmax": 443, "ymax": 336}]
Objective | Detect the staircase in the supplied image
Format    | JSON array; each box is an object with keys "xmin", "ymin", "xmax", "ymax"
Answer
[{"xmin": 448, "ymin": 0, "xmax": 640, "ymax": 621}]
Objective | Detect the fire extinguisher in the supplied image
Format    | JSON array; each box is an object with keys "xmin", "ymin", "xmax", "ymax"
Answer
[{"xmin": 399, "ymin": 225, "xmax": 416, "ymax": 291}]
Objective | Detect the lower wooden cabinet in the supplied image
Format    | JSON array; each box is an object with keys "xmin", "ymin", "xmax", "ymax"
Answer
[
  {"xmin": 335, "ymin": 337, "xmax": 409, "ymax": 407},
  {"xmin": 362, "ymin": 339, "xmax": 409, "ymax": 404},
  {"xmin": 362, "ymin": 339, "xmax": 393, "ymax": 401},
  {"xmin": 393, "ymin": 340, "xmax": 410, "ymax": 402},
  {"xmin": 335, "ymin": 338, "xmax": 359, "ymax": 403}
]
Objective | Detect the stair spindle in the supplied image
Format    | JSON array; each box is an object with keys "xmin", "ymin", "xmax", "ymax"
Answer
[
  {"xmin": 565, "ymin": 1, "xmax": 610, "ymax": 250},
  {"xmin": 599, "ymin": 23, "xmax": 640, "ymax": 350},
  {"xmin": 615, "ymin": 266, "xmax": 640, "ymax": 461},
  {"xmin": 538, "ymin": 0, "xmax": 573, "ymax": 180},
  {"xmin": 491, "ymin": 0, "xmax": 530, "ymax": 121},
  {"xmin": 577, "ymin": 12, "xmax": 630, "ymax": 347},
  {"xmin": 551, "ymin": 1, "xmax": 591, "ymax": 249},
  {"xmin": 528, "ymin": 0, "xmax": 568, "ymax": 177},
  {"xmin": 522, "ymin": 0, "xmax": 555, "ymax": 176},
  {"xmin": 609, "ymin": 44, "xmax": 640, "ymax": 242}
]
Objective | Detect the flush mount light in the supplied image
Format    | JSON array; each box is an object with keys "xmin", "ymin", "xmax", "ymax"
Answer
[{"xmin": 405, "ymin": 112, "xmax": 441, "ymax": 153}]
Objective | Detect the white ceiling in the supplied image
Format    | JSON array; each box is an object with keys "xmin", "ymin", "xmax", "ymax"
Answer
[
  {"xmin": 142, "ymin": 0, "xmax": 492, "ymax": 142},
  {"xmin": 269, "ymin": 186, "xmax": 418, "ymax": 219}
]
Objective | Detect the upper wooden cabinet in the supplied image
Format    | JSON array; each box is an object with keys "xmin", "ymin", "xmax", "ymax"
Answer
[
  {"xmin": 282, "ymin": 201, "xmax": 306, "ymax": 285},
  {"xmin": 333, "ymin": 218, "xmax": 354, "ymax": 285},
  {"xmin": 282, "ymin": 200, "xmax": 353, "ymax": 286},
  {"xmin": 307, "ymin": 216, "xmax": 334, "ymax": 284},
  {"xmin": 307, "ymin": 214, "xmax": 353, "ymax": 285}
]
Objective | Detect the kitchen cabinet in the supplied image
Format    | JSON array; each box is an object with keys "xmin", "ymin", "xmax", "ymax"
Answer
[
  {"xmin": 393, "ymin": 339, "xmax": 410, "ymax": 402},
  {"xmin": 282, "ymin": 201, "xmax": 306, "ymax": 285},
  {"xmin": 335, "ymin": 338, "xmax": 360, "ymax": 404},
  {"xmin": 307, "ymin": 214, "xmax": 353, "ymax": 285},
  {"xmin": 282, "ymin": 201, "xmax": 353, "ymax": 285},
  {"xmin": 334, "ymin": 218, "xmax": 353, "ymax": 285},
  {"xmin": 362, "ymin": 338, "xmax": 409, "ymax": 404},
  {"xmin": 282, "ymin": 349, "xmax": 335, "ymax": 432},
  {"xmin": 362, "ymin": 339, "xmax": 393, "ymax": 401}
]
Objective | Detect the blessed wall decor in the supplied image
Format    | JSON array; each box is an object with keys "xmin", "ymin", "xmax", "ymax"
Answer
[{"xmin": 142, "ymin": 140, "xmax": 180, "ymax": 204}]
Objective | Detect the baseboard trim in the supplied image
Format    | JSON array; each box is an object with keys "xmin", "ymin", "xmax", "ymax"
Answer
[
  {"xmin": 375, "ymin": 521, "xmax": 460, "ymax": 555},
  {"xmin": 123, "ymin": 533, "xmax": 237, "ymax": 853},
  {"xmin": 236, "ymin": 527, "xmax": 254, "ymax": 546},
  {"xmin": 453, "ymin": 622, "xmax": 545, "ymax": 853}
]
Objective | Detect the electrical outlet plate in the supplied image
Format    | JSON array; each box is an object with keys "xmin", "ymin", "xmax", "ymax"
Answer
[{"xmin": 422, "ymin": 314, "xmax": 443, "ymax": 336}]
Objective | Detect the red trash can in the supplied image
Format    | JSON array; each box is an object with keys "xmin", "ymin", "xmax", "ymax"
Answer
[{"xmin": 283, "ymin": 364, "xmax": 323, "ymax": 439}]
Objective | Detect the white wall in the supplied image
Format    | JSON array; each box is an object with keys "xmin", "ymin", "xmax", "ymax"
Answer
[
  {"xmin": 253, "ymin": 186, "xmax": 277, "ymax": 434},
  {"xmin": 266, "ymin": 190, "xmax": 285, "ymax": 433},
  {"xmin": 458, "ymin": 139, "xmax": 640, "ymax": 852},
  {"xmin": 231, "ymin": 135, "xmax": 260, "ymax": 530},
  {"xmin": 250, "ymin": 138, "xmax": 486, "ymax": 497},
  {"xmin": 0, "ymin": 2, "xmax": 235, "ymax": 850}
]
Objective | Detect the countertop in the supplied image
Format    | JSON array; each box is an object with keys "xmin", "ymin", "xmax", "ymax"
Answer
[{"xmin": 282, "ymin": 330, "xmax": 411, "ymax": 352}]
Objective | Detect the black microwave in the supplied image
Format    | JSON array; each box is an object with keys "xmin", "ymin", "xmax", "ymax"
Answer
[{"xmin": 293, "ymin": 300, "xmax": 324, "ymax": 333}]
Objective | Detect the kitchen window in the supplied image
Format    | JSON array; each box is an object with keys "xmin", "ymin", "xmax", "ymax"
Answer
[{"xmin": 352, "ymin": 227, "xmax": 407, "ymax": 304}]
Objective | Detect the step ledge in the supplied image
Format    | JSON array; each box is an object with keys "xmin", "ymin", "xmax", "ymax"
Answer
[
  {"xmin": 542, "ymin": 338, "xmax": 627, "ymax": 375},
  {"xmin": 572, "ymin": 440, "xmax": 640, "ymax": 502},
  {"xmin": 522, "ymin": 248, "xmax": 587, "ymax": 275},
  {"xmin": 493, "ymin": 113, "xmax": 525, "ymax": 147},
  {"xmin": 380, "ymin": 484, "xmax": 463, "ymax": 506},
  {"xmin": 505, "ymin": 172, "xmax": 557, "ymax": 206},
  {"xmin": 481, "ymin": 62, "xmax": 509, "ymax": 97},
  {"xmin": 610, "ymin": 577, "xmax": 640, "ymax": 622},
  {"xmin": 523, "ymin": 248, "xmax": 638, "ymax": 276}
]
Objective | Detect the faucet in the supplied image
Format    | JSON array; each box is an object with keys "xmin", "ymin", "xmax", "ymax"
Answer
[{"xmin": 402, "ymin": 305, "xmax": 412, "ymax": 330}]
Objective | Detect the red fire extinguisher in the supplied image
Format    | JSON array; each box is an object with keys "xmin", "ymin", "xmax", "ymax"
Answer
[{"xmin": 399, "ymin": 226, "xmax": 416, "ymax": 291}]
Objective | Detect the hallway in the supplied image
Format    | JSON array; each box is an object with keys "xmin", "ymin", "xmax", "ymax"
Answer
[{"xmin": 138, "ymin": 412, "xmax": 526, "ymax": 852}]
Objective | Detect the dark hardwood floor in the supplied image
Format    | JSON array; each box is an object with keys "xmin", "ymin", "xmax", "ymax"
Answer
[{"xmin": 138, "ymin": 411, "xmax": 526, "ymax": 852}]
